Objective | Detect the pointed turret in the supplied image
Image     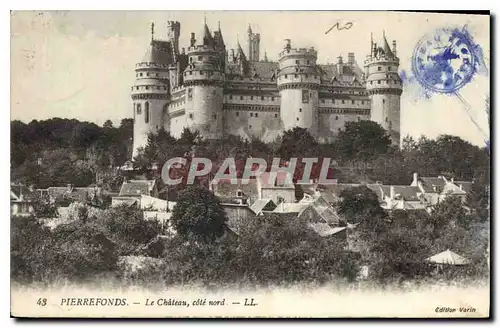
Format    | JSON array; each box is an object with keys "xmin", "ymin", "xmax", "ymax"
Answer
[
  {"xmin": 382, "ymin": 33, "xmax": 395, "ymax": 58},
  {"xmin": 199, "ymin": 20, "xmax": 214, "ymax": 47},
  {"xmin": 247, "ymin": 23, "xmax": 252, "ymax": 35}
]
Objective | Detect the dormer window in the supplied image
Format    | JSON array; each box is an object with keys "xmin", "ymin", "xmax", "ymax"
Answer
[
  {"xmin": 236, "ymin": 190, "xmax": 243, "ymax": 197},
  {"xmin": 378, "ymin": 66, "xmax": 382, "ymax": 71}
]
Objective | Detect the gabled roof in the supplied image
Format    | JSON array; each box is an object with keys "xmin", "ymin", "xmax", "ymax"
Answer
[
  {"xmin": 11, "ymin": 184, "xmax": 35, "ymax": 201},
  {"xmin": 119, "ymin": 180, "xmax": 156, "ymax": 197},
  {"xmin": 47, "ymin": 186, "xmax": 96, "ymax": 203},
  {"xmin": 299, "ymin": 195, "xmax": 343, "ymax": 226},
  {"xmin": 392, "ymin": 186, "xmax": 421, "ymax": 201},
  {"xmin": 258, "ymin": 171, "xmax": 294, "ymax": 189},
  {"xmin": 453, "ymin": 181, "xmax": 474, "ymax": 193},
  {"xmin": 249, "ymin": 198, "xmax": 276, "ymax": 215},
  {"xmin": 211, "ymin": 178, "xmax": 260, "ymax": 205}
]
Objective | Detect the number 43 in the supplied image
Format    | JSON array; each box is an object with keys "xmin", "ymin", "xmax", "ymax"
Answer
[{"xmin": 37, "ymin": 298, "xmax": 47, "ymax": 306}]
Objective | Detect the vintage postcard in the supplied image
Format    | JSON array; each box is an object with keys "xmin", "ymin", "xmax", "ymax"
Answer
[{"xmin": 10, "ymin": 10, "xmax": 490, "ymax": 318}]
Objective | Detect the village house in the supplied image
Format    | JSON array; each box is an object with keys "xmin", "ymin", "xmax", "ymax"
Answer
[{"xmin": 10, "ymin": 184, "xmax": 35, "ymax": 216}]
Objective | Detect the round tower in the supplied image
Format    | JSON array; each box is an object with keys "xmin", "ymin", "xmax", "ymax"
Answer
[
  {"xmin": 131, "ymin": 29, "xmax": 172, "ymax": 159},
  {"xmin": 182, "ymin": 22, "xmax": 224, "ymax": 139},
  {"xmin": 277, "ymin": 39, "xmax": 320, "ymax": 137},
  {"xmin": 364, "ymin": 33, "xmax": 402, "ymax": 146}
]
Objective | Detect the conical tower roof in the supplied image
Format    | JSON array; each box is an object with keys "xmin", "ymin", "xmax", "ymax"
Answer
[
  {"xmin": 141, "ymin": 40, "xmax": 174, "ymax": 65},
  {"xmin": 426, "ymin": 249, "xmax": 471, "ymax": 265},
  {"xmin": 199, "ymin": 21, "xmax": 214, "ymax": 47}
]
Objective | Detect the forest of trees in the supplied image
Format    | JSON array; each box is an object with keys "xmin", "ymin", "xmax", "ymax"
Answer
[
  {"xmin": 11, "ymin": 118, "xmax": 490, "ymax": 289},
  {"xmin": 11, "ymin": 118, "xmax": 133, "ymax": 190}
]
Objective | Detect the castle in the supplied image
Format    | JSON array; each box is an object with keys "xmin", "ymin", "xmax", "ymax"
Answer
[{"xmin": 131, "ymin": 19, "xmax": 402, "ymax": 159}]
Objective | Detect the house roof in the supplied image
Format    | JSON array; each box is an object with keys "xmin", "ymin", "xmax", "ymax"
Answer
[
  {"xmin": 366, "ymin": 184, "xmax": 385, "ymax": 201},
  {"xmin": 211, "ymin": 178, "xmax": 260, "ymax": 205},
  {"xmin": 392, "ymin": 185, "xmax": 421, "ymax": 201},
  {"xmin": 119, "ymin": 180, "xmax": 156, "ymax": 197},
  {"xmin": 300, "ymin": 195, "xmax": 343, "ymax": 226},
  {"xmin": 258, "ymin": 170, "xmax": 294, "ymax": 188},
  {"xmin": 10, "ymin": 184, "xmax": 35, "ymax": 201},
  {"xmin": 308, "ymin": 223, "xmax": 346, "ymax": 237},
  {"xmin": 420, "ymin": 177, "xmax": 446, "ymax": 193},
  {"xmin": 249, "ymin": 198, "xmax": 276, "ymax": 215},
  {"xmin": 426, "ymin": 249, "xmax": 471, "ymax": 265},
  {"xmin": 248, "ymin": 61, "xmax": 279, "ymax": 79},
  {"xmin": 453, "ymin": 181, "xmax": 474, "ymax": 193},
  {"xmin": 442, "ymin": 182, "xmax": 467, "ymax": 195},
  {"xmin": 47, "ymin": 186, "xmax": 96, "ymax": 203}
]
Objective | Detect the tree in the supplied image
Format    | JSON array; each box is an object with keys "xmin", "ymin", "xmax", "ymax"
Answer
[
  {"xmin": 170, "ymin": 186, "xmax": 227, "ymax": 243},
  {"xmin": 279, "ymin": 127, "xmax": 318, "ymax": 160},
  {"xmin": 334, "ymin": 121, "xmax": 391, "ymax": 163},
  {"xmin": 103, "ymin": 120, "xmax": 114, "ymax": 128},
  {"xmin": 337, "ymin": 186, "xmax": 387, "ymax": 225}
]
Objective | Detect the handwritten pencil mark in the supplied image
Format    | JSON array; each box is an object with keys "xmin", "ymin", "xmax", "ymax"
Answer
[{"xmin": 325, "ymin": 21, "xmax": 353, "ymax": 35}]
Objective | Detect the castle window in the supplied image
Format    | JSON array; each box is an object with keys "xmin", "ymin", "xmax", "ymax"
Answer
[
  {"xmin": 146, "ymin": 72, "xmax": 150, "ymax": 76},
  {"xmin": 249, "ymin": 125, "xmax": 252, "ymax": 129},
  {"xmin": 145, "ymin": 86, "xmax": 149, "ymax": 90},
  {"xmin": 342, "ymin": 100, "xmax": 345, "ymax": 104},
  {"xmin": 295, "ymin": 68, "xmax": 299, "ymax": 73},
  {"xmin": 272, "ymin": 97, "xmax": 275, "ymax": 101},
  {"xmin": 213, "ymin": 90, "xmax": 216, "ymax": 95},
  {"xmin": 261, "ymin": 96, "xmax": 264, "ymax": 100},
  {"xmin": 188, "ymin": 88, "xmax": 193, "ymax": 100},
  {"xmin": 240, "ymin": 96, "xmax": 243, "ymax": 100},
  {"xmin": 388, "ymin": 66, "xmax": 392, "ymax": 71},
  {"xmin": 297, "ymin": 117, "xmax": 299, "ymax": 121},
  {"xmin": 305, "ymin": 74, "xmax": 308, "ymax": 78},
  {"xmin": 136, "ymin": 103, "xmax": 142, "ymax": 115},
  {"xmin": 198, "ymin": 56, "xmax": 202, "ymax": 60},
  {"xmin": 136, "ymin": 86, "xmax": 139, "ymax": 90},
  {"xmin": 144, "ymin": 102, "xmax": 150, "ymax": 123},
  {"xmin": 378, "ymin": 66, "xmax": 381, "ymax": 71},
  {"xmin": 250, "ymin": 113, "xmax": 253, "ymax": 117},
  {"xmin": 139, "ymin": 73, "xmax": 143, "ymax": 77},
  {"xmin": 213, "ymin": 114, "xmax": 217, "ymax": 119},
  {"xmin": 361, "ymin": 101, "xmax": 364, "ymax": 105},
  {"xmin": 189, "ymin": 71, "xmax": 192, "ymax": 75},
  {"xmin": 275, "ymin": 113, "xmax": 278, "ymax": 118},
  {"xmin": 255, "ymin": 113, "xmax": 259, "ymax": 117},
  {"xmin": 189, "ymin": 114, "xmax": 193, "ymax": 119},
  {"xmin": 335, "ymin": 116, "xmax": 338, "ymax": 120},
  {"xmin": 285, "ymin": 74, "xmax": 288, "ymax": 78},
  {"xmin": 307, "ymin": 60, "xmax": 310, "ymax": 64},
  {"xmin": 299, "ymin": 108, "xmax": 302, "ymax": 112},
  {"xmin": 164, "ymin": 86, "xmax": 167, "ymax": 90},
  {"xmin": 321, "ymin": 99, "xmax": 325, "ymax": 103},
  {"xmin": 378, "ymin": 80, "xmax": 381, "ymax": 84},
  {"xmin": 156, "ymin": 73, "xmax": 159, "ymax": 77},
  {"xmin": 294, "ymin": 74, "xmax": 298, "ymax": 78},
  {"xmin": 338, "ymin": 128, "xmax": 341, "ymax": 131},
  {"xmin": 251, "ymin": 96, "xmax": 254, "ymax": 100},
  {"xmin": 236, "ymin": 112, "xmax": 239, "ymax": 116},
  {"xmin": 357, "ymin": 116, "xmax": 361, "ymax": 121},
  {"xmin": 200, "ymin": 71, "xmax": 204, "ymax": 75},
  {"xmin": 314, "ymin": 75, "xmax": 317, "ymax": 79},
  {"xmin": 385, "ymin": 117, "xmax": 388, "ymax": 122},
  {"xmin": 157, "ymin": 86, "xmax": 160, "ymax": 90},
  {"xmin": 383, "ymin": 99, "xmax": 386, "ymax": 104},
  {"xmin": 352, "ymin": 100, "xmax": 355, "ymax": 104},
  {"xmin": 229, "ymin": 95, "xmax": 233, "ymax": 100}
]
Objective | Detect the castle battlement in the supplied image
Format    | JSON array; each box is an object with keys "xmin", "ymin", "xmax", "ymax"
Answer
[{"xmin": 130, "ymin": 20, "xmax": 403, "ymax": 159}]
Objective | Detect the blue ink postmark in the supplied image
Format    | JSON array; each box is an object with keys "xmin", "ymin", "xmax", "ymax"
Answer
[{"xmin": 412, "ymin": 27, "xmax": 478, "ymax": 94}]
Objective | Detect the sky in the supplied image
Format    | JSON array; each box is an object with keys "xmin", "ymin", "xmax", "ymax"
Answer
[{"xmin": 10, "ymin": 11, "xmax": 490, "ymax": 146}]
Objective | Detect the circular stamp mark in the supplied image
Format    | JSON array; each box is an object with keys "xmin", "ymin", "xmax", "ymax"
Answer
[{"xmin": 412, "ymin": 28, "xmax": 476, "ymax": 94}]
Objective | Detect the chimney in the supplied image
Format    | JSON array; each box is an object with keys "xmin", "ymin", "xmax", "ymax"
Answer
[
  {"xmin": 412, "ymin": 172, "xmax": 418, "ymax": 185},
  {"xmin": 390, "ymin": 186, "xmax": 395, "ymax": 199},
  {"xmin": 348, "ymin": 52, "xmax": 355, "ymax": 65}
]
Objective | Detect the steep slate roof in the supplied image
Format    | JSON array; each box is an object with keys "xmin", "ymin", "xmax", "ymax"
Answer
[
  {"xmin": 258, "ymin": 171, "xmax": 295, "ymax": 188},
  {"xmin": 142, "ymin": 40, "xmax": 174, "ymax": 65},
  {"xmin": 119, "ymin": 180, "xmax": 156, "ymax": 197},
  {"xmin": 47, "ymin": 186, "xmax": 96, "ymax": 204},
  {"xmin": 11, "ymin": 184, "xmax": 35, "ymax": 201},
  {"xmin": 248, "ymin": 61, "xmax": 279, "ymax": 79}
]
